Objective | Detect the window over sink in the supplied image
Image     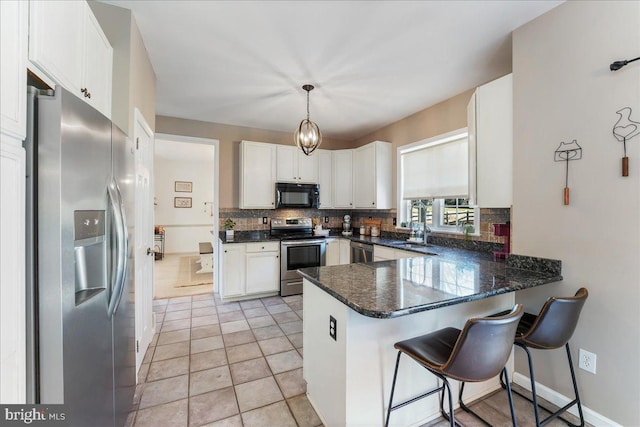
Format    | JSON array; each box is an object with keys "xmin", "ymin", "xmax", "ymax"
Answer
[
  {"xmin": 401, "ymin": 198, "xmax": 477, "ymax": 232},
  {"xmin": 398, "ymin": 129, "xmax": 478, "ymax": 234}
]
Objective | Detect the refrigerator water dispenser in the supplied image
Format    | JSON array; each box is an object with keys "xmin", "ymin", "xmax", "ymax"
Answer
[{"xmin": 73, "ymin": 210, "xmax": 107, "ymax": 305}]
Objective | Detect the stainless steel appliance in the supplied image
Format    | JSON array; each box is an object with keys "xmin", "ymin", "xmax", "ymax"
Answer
[
  {"xmin": 271, "ymin": 218, "xmax": 326, "ymax": 296},
  {"xmin": 342, "ymin": 214, "xmax": 353, "ymax": 236},
  {"xmin": 24, "ymin": 86, "xmax": 135, "ymax": 426},
  {"xmin": 351, "ymin": 241, "xmax": 374, "ymax": 263},
  {"xmin": 275, "ymin": 182, "xmax": 320, "ymax": 209}
]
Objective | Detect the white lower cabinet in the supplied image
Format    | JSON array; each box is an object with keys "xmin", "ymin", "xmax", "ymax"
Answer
[
  {"xmin": 339, "ymin": 239, "xmax": 351, "ymax": 264},
  {"xmin": 219, "ymin": 241, "xmax": 279, "ymax": 299},
  {"xmin": 374, "ymin": 245, "xmax": 395, "ymax": 262},
  {"xmin": 326, "ymin": 238, "xmax": 340, "ymax": 266},
  {"xmin": 374, "ymin": 245, "xmax": 418, "ymax": 261},
  {"xmin": 327, "ymin": 238, "xmax": 352, "ymax": 266},
  {"xmin": 220, "ymin": 243, "xmax": 245, "ymax": 298},
  {"xmin": 245, "ymin": 243, "xmax": 280, "ymax": 294}
]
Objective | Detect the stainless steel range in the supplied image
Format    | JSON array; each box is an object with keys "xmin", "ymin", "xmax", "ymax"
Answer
[{"xmin": 271, "ymin": 218, "xmax": 326, "ymax": 296}]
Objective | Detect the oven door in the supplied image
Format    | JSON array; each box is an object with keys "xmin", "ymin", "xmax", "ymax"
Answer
[{"xmin": 280, "ymin": 239, "xmax": 326, "ymax": 295}]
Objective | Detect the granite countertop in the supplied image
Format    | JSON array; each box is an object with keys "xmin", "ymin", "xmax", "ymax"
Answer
[
  {"xmin": 218, "ymin": 230, "xmax": 280, "ymax": 243},
  {"xmin": 297, "ymin": 250, "xmax": 562, "ymax": 319}
]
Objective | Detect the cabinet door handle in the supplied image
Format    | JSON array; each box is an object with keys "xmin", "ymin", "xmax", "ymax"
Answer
[
  {"xmin": 261, "ymin": 246, "xmax": 265, "ymax": 249},
  {"xmin": 224, "ymin": 250, "xmax": 227, "ymax": 253},
  {"xmin": 372, "ymin": 202, "xmax": 375, "ymax": 205}
]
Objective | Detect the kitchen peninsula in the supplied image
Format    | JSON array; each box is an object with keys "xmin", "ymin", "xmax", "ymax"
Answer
[{"xmin": 298, "ymin": 247, "xmax": 561, "ymax": 427}]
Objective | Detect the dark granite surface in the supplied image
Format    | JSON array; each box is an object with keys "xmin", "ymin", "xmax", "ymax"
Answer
[
  {"xmin": 218, "ymin": 230, "xmax": 280, "ymax": 243},
  {"xmin": 297, "ymin": 248, "xmax": 562, "ymax": 319}
]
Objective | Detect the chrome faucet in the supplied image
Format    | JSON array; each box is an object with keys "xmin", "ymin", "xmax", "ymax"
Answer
[{"xmin": 423, "ymin": 224, "xmax": 431, "ymax": 245}]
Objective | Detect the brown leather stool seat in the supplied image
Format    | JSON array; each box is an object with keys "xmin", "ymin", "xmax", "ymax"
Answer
[
  {"xmin": 385, "ymin": 305, "xmax": 523, "ymax": 427},
  {"xmin": 502, "ymin": 288, "xmax": 588, "ymax": 427}
]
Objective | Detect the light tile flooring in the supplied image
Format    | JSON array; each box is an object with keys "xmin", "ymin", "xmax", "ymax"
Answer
[
  {"xmin": 130, "ymin": 292, "xmax": 590, "ymax": 427},
  {"xmin": 131, "ymin": 293, "xmax": 318, "ymax": 427}
]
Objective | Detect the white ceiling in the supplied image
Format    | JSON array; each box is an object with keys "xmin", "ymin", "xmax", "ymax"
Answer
[{"xmin": 105, "ymin": 0, "xmax": 562, "ymax": 141}]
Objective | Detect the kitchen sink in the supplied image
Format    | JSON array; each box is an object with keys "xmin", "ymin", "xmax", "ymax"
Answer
[{"xmin": 389, "ymin": 242, "xmax": 433, "ymax": 250}]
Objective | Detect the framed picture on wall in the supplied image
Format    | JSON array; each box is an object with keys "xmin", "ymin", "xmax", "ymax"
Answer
[
  {"xmin": 175, "ymin": 181, "xmax": 192, "ymax": 192},
  {"xmin": 174, "ymin": 197, "xmax": 192, "ymax": 208}
]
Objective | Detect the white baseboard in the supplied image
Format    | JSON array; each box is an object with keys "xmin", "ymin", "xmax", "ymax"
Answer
[{"xmin": 513, "ymin": 372, "xmax": 621, "ymax": 427}]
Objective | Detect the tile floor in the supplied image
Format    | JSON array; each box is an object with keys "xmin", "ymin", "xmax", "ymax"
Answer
[
  {"xmin": 131, "ymin": 293, "xmax": 317, "ymax": 427},
  {"xmin": 130, "ymin": 292, "xmax": 590, "ymax": 427}
]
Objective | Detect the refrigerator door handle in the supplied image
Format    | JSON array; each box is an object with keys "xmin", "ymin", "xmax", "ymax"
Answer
[
  {"xmin": 107, "ymin": 179, "xmax": 127, "ymax": 317},
  {"xmin": 112, "ymin": 181, "xmax": 129, "ymax": 315}
]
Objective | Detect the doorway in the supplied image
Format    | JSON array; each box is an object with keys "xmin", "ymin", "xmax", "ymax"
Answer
[{"xmin": 152, "ymin": 134, "xmax": 219, "ymax": 299}]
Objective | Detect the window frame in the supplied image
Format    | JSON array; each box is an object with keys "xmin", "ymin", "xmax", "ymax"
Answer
[{"xmin": 397, "ymin": 128, "xmax": 479, "ymax": 235}]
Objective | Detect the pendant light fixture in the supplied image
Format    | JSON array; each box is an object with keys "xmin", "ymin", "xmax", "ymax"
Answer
[{"xmin": 294, "ymin": 84, "xmax": 322, "ymax": 156}]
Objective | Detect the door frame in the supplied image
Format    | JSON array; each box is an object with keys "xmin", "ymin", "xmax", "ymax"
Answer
[
  {"xmin": 133, "ymin": 108, "xmax": 154, "ymax": 378},
  {"xmin": 154, "ymin": 133, "xmax": 220, "ymax": 293}
]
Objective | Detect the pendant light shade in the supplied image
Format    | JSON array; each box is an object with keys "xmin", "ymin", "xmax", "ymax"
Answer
[{"xmin": 294, "ymin": 84, "xmax": 322, "ymax": 155}]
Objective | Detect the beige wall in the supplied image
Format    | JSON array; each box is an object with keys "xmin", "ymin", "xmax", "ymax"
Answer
[
  {"xmin": 157, "ymin": 90, "xmax": 477, "ymax": 210},
  {"xmin": 352, "ymin": 89, "xmax": 475, "ymax": 204},
  {"xmin": 155, "ymin": 116, "xmax": 351, "ymax": 208},
  {"xmin": 512, "ymin": 1, "xmax": 639, "ymax": 424},
  {"xmin": 129, "ymin": 15, "xmax": 156, "ymax": 133}
]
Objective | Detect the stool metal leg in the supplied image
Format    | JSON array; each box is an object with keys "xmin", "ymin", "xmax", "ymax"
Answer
[
  {"xmin": 506, "ymin": 343, "xmax": 585, "ymax": 427},
  {"xmin": 564, "ymin": 343, "xmax": 585, "ymax": 427},
  {"xmin": 503, "ymin": 367, "xmax": 519, "ymax": 427},
  {"xmin": 385, "ymin": 351, "xmax": 447, "ymax": 426},
  {"xmin": 459, "ymin": 368, "xmax": 518, "ymax": 427},
  {"xmin": 435, "ymin": 375, "xmax": 455, "ymax": 427},
  {"xmin": 385, "ymin": 351, "xmax": 402, "ymax": 427}
]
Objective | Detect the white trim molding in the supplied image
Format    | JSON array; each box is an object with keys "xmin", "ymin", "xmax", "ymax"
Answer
[{"xmin": 513, "ymin": 373, "xmax": 622, "ymax": 427}]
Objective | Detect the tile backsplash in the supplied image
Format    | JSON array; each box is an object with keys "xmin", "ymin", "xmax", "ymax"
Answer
[{"xmin": 219, "ymin": 207, "xmax": 510, "ymax": 245}]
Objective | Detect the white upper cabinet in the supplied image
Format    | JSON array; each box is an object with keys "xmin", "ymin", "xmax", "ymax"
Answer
[
  {"xmin": 81, "ymin": 7, "xmax": 113, "ymax": 117},
  {"xmin": 276, "ymin": 145, "xmax": 318, "ymax": 183},
  {"xmin": 240, "ymin": 141, "xmax": 276, "ymax": 209},
  {"xmin": 1, "ymin": 0, "xmax": 27, "ymax": 140},
  {"xmin": 353, "ymin": 141, "xmax": 392, "ymax": 209},
  {"xmin": 29, "ymin": 0, "xmax": 113, "ymax": 118},
  {"xmin": 468, "ymin": 74, "xmax": 513, "ymax": 208},
  {"xmin": 332, "ymin": 150, "xmax": 353, "ymax": 208},
  {"xmin": 317, "ymin": 149, "xmax": 332, "ymax": 209}
]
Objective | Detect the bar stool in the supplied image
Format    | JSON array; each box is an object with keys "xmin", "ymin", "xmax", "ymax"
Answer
[
  {"xmin": 385, "ymin": 305, "xmax": 523, "ymax": 427},
  {"xmin": 501, "ymin": 288, "xmax": 588, "ymax": 427}
]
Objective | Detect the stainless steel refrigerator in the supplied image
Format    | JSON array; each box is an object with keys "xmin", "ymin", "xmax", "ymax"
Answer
[{"xmin": 25, "ymin": 86, "xmax": 136, "ymax": 426}]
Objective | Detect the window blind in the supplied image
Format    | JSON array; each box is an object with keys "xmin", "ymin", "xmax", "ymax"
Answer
[{"xmin": 401, "ymin": 135, "xmax": 468, "ymax": 199}]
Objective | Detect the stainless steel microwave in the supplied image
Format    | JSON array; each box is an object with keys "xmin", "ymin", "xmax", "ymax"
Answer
[{"xmin": 275, "ymin": 183, "xmax": 320, "ymax": 209}]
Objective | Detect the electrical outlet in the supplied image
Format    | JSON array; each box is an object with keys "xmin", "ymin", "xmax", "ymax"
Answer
[
  {"xmin": 579, "ymin": 348, "xmax": 597, "ymax": 374},
  {"xmin": 329, "ymin": 315, "xmax": 337, "ymax": 341},
  {"xmin": 324, "ymin": 216, "xmax": 329, "ymax": 223},
  {"xmin": 262, "ymin": 217, "xmax": 268, "ymax": 225}
]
